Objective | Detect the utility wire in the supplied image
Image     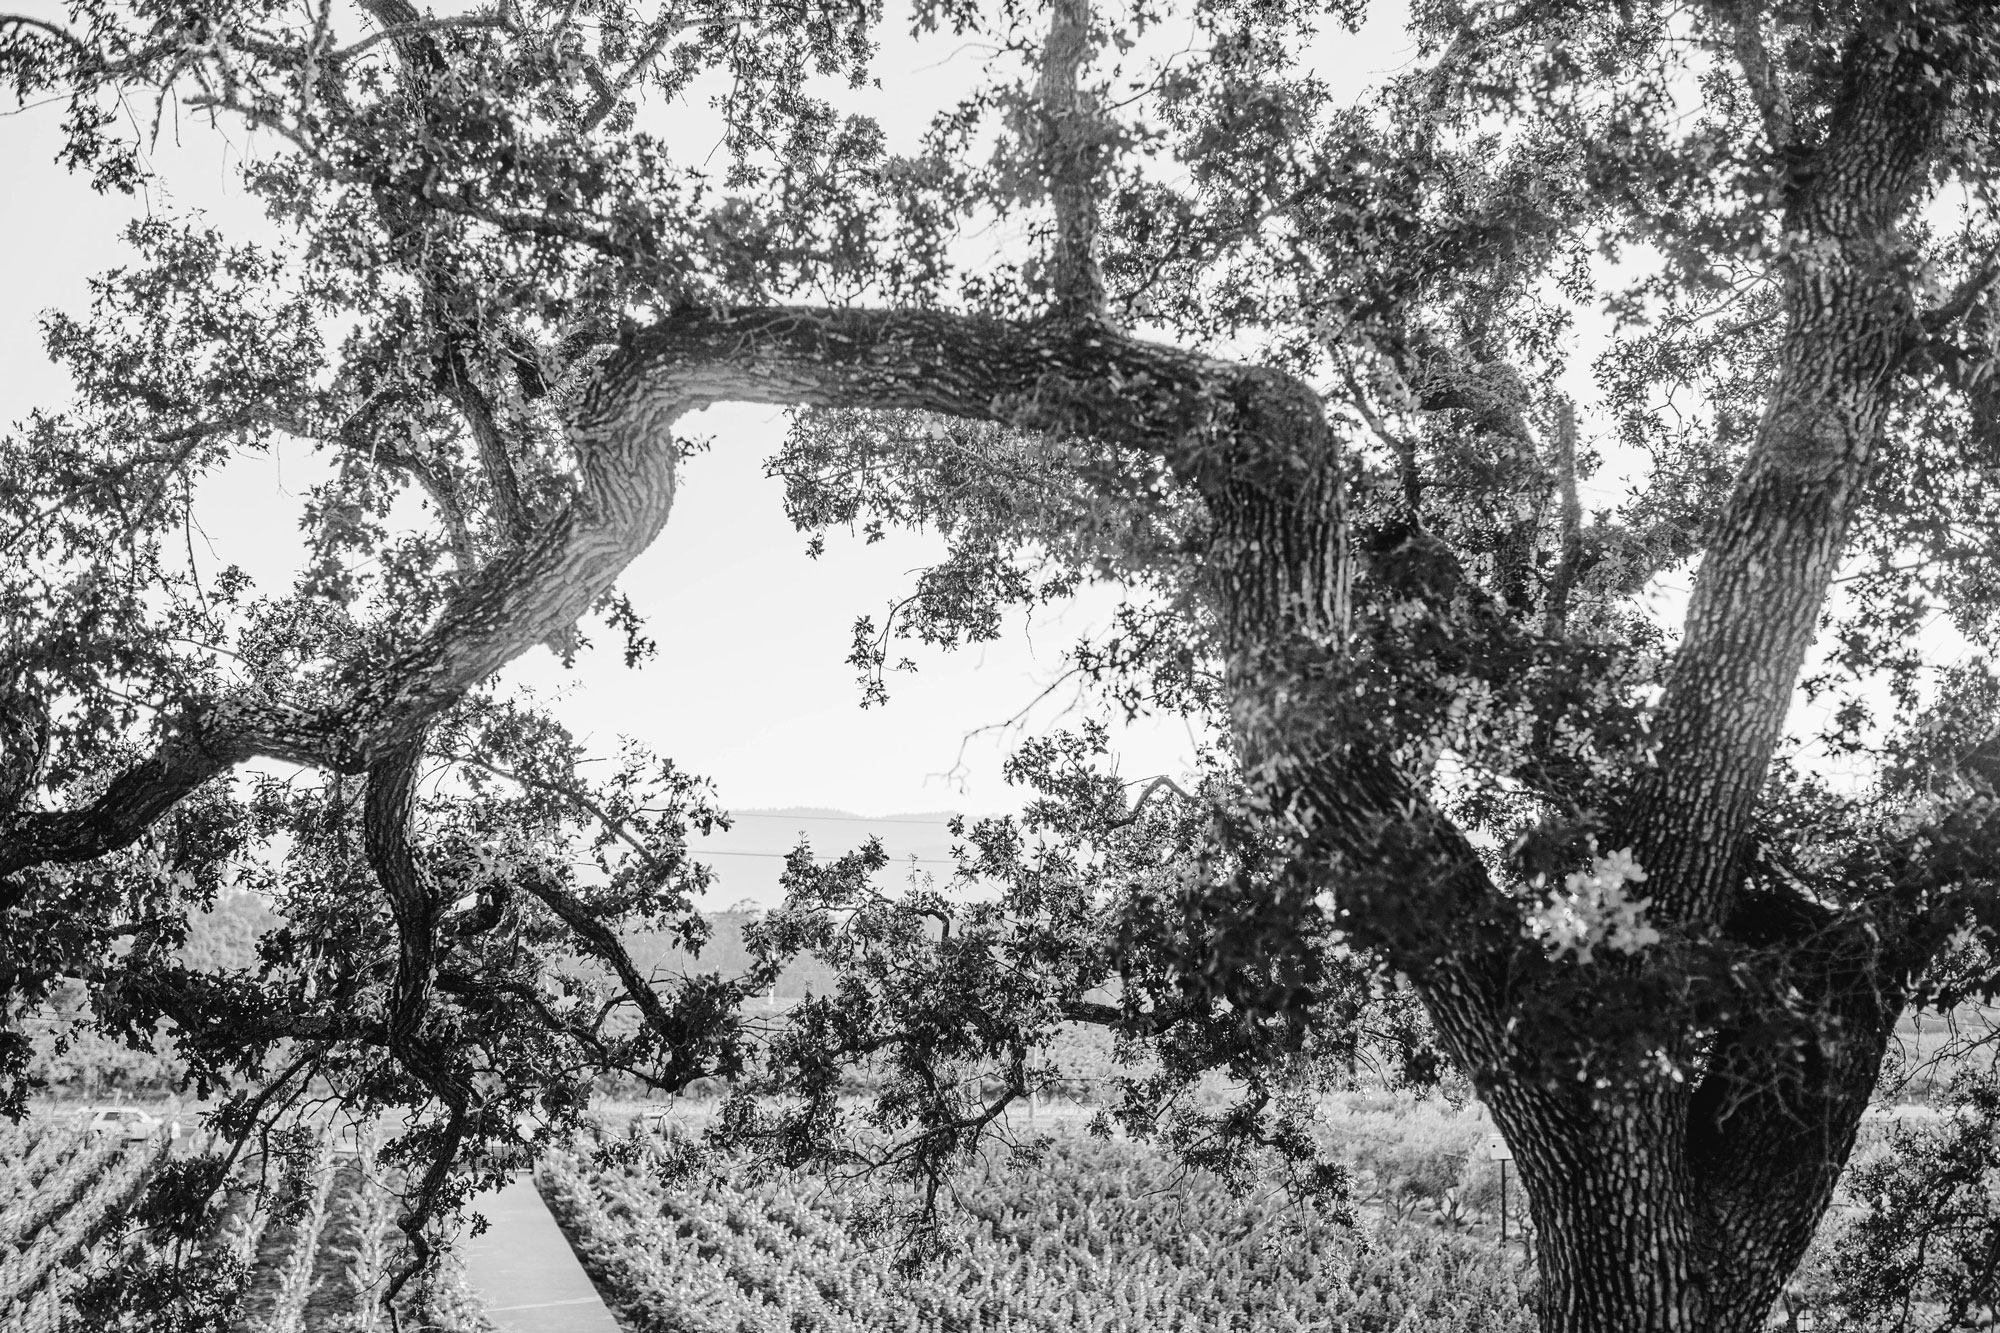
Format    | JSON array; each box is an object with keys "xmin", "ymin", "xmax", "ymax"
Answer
[
  {"xmin": 722, "ymin": 812, "xmax": 965, "ymax": 828},
  {"xmin": 698, "ymin": 848, "xmax": 960, "ymax": 867}
]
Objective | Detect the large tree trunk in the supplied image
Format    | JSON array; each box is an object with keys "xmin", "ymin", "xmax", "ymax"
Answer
[
  {"xmin": 1489, "ymin": 1068, "xmax": 1879, "ymax": 1333},
  {"xmin": 1192, "ymin": 17, "xmax": 1963, "ymax": 1330},
  {"xmin": 1501, "ymin": 1089, "xmax": 1714, "ymax": 1333}
]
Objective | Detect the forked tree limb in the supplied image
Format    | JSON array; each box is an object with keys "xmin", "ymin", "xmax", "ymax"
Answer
[
  {"xmin": 1612, "ymin": 20, "xmax": 1968, "ymax": 929},
  {"xmin": 512, "ymin": 870, "xmax": 733, "ymax": 1079}
]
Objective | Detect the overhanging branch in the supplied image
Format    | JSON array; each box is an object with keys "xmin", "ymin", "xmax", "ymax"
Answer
[{"xmin": 3, "ymin": 311, "xmax": 687, "ymax": 875}]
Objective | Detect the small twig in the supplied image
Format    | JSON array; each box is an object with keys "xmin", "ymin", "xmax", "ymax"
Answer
[
  {"xmin": 442, "ymin": 750, "xmax": 670, "ymax": 877},
  {"xmin": 328, "ymin": 10, "xmax": 513, "ymax": 63},
  {"xmin": 933, "ymin": 664, "xmax": 1088, "ymax": 790},
  {"xmin": 1542, "ymin": 396, "xmax": 1583, "ymax": 638},
  {"xmin": 1923, "ymin": 260, "xmax": 2000, "ymax": 337},
  {"xmin": 1725, "ymin": 0, "xmax": 1796, "ymax": 152},
  {"xmin": 1107, "ymin": 774, "xmax": 1194, "ymax": 829},
  {"xmin": 0, "ymin": 13, "xmax": 88, "ymax": 53},
  {"xmin": 576, "ymin": 13, "xmax": 752, "ymax": 133}
]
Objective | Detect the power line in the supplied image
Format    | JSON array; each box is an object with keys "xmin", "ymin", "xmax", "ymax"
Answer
[
  {"xmin": 722, "ymin": 812, "xmax": 965, "ymax": 828},
  {"xmin": 698, "ymin": 848, "xmax": 960, "ymax": 867}
]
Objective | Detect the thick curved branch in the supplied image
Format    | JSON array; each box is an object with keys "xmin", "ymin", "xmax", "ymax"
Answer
[
  {"xmin": 3, "ymin": 333, "xmax": 684, "ymax": 874},
  {"xmin": 0, "ymin": 697, "xmax": 320, "ymax": 881},
  {"xmin": 619, "ymin": 305, "xmax": 1315, "ymax": 491},
  {"xmin": 9, "ymin": 303, "xmax": 1453, "ymax": 1039},
  {"xmin": 365, "ymin": 745, "xmax": 448, "ymax": 1078},
  {"xmin": 10, "ymin": 305, "xmax": 1407, "ymax": 1007}
]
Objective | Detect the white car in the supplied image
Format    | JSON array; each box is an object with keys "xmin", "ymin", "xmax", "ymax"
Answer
[{"xmin": 73, "ymin": 1106, "xmax": 179, "ymax": 1141}]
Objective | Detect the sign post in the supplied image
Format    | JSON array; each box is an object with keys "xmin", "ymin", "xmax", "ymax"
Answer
[{"xmin": 1484, "ymin": 1132, "xmax": 1514, "ymax": 1243}]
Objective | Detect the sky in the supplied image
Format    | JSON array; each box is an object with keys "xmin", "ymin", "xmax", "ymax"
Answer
[
  {"xmin": 0, "ymin": 2, "xmax": 1920, "ymax": 908},
  {"xmin": 0, "ymin": 2, "xmax": 1433, "ymax": 900}
]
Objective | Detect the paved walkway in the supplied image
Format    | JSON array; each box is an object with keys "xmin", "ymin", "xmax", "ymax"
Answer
[{"xmin": 461, "ymin": 1173, "xmax": 626, "ymax": 1333}]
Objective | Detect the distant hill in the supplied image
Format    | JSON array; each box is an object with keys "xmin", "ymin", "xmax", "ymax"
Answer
[
  {"xmin": 688, "ymin": 806, "xmax": 968, "ymax": 909},
  {"xmin": 166, "ymin": 886, "xmax": 857, "ymax": 996},
  {"xmin": 28, "ymin": 812, "xmax": 978, "ymax": 1095},
  {"xmin": 621, "ymin": 909, "xmax": 839, "ymax": 998},
  {"xmin": 28, "ymin": 890, "xmax": 281, "ymax": 1096}
]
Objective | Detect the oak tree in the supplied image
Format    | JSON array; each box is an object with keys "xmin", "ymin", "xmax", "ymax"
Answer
[{"xmin": 9, "ymin": 0, "xmax": 2000, "ymax": 1330}]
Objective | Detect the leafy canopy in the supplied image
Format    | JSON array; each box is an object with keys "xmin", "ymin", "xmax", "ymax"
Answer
[{"xmin": 9, "ymin": 0, "xmax": 2000, "ymax": 1320}]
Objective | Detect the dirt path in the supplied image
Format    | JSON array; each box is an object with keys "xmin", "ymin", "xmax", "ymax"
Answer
[{"xmin": 461, "ymin": 1174, "xmax": 626, "ymax": 1333}]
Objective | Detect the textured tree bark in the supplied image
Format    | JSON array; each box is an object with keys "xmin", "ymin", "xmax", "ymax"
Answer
[
  {"xmin": 1035, "ymin": 0, "xmax": 1107, "ymax": 324},
  {"xmin": 1612, "ymin": 15, "xmax": 1957, "ymax": 926},
  {"xmin": 363, "ymin": 741, "xmax": 476, "ymax": 1255},
  {"xmin": 1501, "ymin": 1091, "xmax": 1711, "ymax": 1333},
  {"xmin": 1385, "ymin": 23, "xmax": 1960, "ymax": 1331}
]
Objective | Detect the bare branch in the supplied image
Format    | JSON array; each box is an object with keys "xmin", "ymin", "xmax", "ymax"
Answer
[
  {"xmin": 513, "ymin": 868, "xmax": 756, "ymax": 1089},
  {"xmin": 1106, "ymin": 774, "xmax": 1193, "ymax": 829},
  {"xmin": 1, "ymin": 701, "xmax": 287, "ymax": 884},
  {"xmin": 576, "ymin": 12, "xmax": 743, "ymax": 134},
  {"xmin": 618, "ymin": 305, "xmax": 1323, "ymax": 479},
  {"xmin": 1923, "ymin": 260, "xmax": 2000, "ymax": 337},
  {"xmin": 328, "ymin": 9, "xmax": 514, "ymax": 65},
  {"xmin": 435, "ymin": 343, "xmax": 533, "ymax": 542},
  {"xmin": 442, "ymin": 749, "xmax": 675, "ymax": 879},
  {"xmin": 1543, "ymin": 396, "xmax": 1583, "ymax": 638},
  {"xmin": 0, "ymin": 13, "xmax": 88, "ymax": 53},
  {"xmin": 1725, "ymin": 2, "xmax": 1796, "ymax": 152}
]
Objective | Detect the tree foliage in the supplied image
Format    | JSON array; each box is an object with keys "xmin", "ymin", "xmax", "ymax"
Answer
[{"xmin": 8, "ymin": 0, "xmax": 2000, "ymax": 1328}]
